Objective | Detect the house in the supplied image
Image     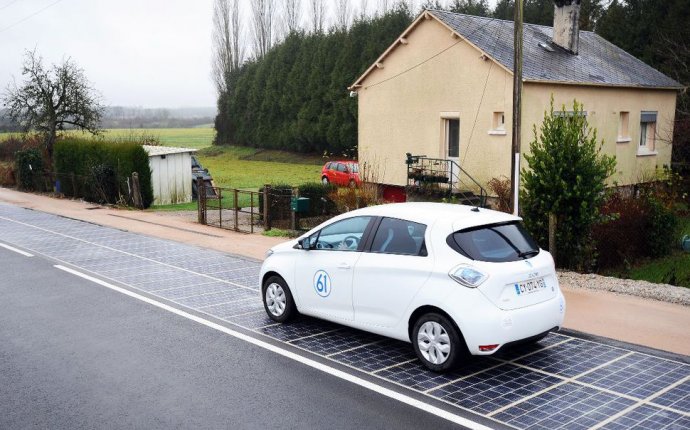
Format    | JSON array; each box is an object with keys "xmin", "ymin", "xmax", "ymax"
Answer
[
  {"xmin": 143, "ymin": 145, "xmax": 196, "ymax": 205},
  {"xmin": 349, "ymin": 5, "xmax": 682, "ymax": 197}
]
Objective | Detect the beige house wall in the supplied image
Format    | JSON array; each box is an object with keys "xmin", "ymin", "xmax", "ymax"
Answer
[
  {"xmin": 356, "ymin": 16, "xmax": 677, "ymax": 190},
  {"xmin": 521, "ymin": 84, "xmax": 676, "ymax": 186},
  {"xmin": 357, "ymin": 17, "xmax": 514, "ymax": 187}
]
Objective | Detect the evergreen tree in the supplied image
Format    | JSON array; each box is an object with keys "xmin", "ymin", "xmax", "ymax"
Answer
[{"xmin": 521, "ymin": 99, "xmax": 616, "ymax": 270}]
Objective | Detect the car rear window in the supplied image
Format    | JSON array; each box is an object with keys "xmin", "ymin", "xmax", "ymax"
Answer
[{"xmin": 446, "ymin": 221, "xmax": 539, "ymax": 262}]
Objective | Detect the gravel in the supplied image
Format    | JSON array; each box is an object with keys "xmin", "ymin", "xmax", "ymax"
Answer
[{"xmin": 558, "ymin": 270, "xmax": 690, "ymax": 306}]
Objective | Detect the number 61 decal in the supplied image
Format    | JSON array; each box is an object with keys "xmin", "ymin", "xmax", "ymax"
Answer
[{"xmin": 313, "ymin": 270, "xmax": 331, "ymax": 297}]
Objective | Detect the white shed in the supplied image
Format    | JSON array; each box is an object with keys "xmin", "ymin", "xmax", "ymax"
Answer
[{"xmin": 143, "ymin": 145, "xmax": 197, "ymax": 205}]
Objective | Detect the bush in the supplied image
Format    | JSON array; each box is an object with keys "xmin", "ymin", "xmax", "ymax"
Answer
[
  {"xmin": 297, "ymin": 182, "xmax": 337, "ymax": 217},
  {"xmin": 593, "ymin": 192, "xmax": 679, "ymax": 268},
  {"xmin": 54, "ymin": 138, "xmax": 153, "ymax": 207},
  {"xmin": 0, "ymin": 162, "xmax": 15, "ymax": 186},
  {"xmin": 521, "ymin": 99, "xmax": 616, "ymax": 270},
  {"xmin": 258, "ymin": 184, "xmax": 293, "ymax": 228},
  {"xmin": 14, "ymin": 148, "xmax": 44, "ymax": 191},
  {"xmin": 646, "ymin": 197, "xmax": 678, "ymax": 258},
  {"xmin": 487, "ymin": 176, "xmax": 511, "ymax": 213}
]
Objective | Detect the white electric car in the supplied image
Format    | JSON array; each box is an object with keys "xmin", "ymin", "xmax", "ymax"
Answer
[{"xmin": 260, "ymin": 202, "xmax": 565, "ymax": 372}]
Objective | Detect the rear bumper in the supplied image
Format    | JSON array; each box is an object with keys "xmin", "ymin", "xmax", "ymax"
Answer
[{"xmin": 448, "ymin": 291, "xmax": 566, "ymax": 355}]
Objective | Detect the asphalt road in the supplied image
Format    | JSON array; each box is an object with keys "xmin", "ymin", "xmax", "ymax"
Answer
[{"xmin": 0, "ymin": 247, "xmax": 461, "ymax": 430}]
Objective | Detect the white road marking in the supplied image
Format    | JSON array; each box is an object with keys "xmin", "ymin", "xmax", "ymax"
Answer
[
  {"xmin": 0, "ymin": 242, "xmax": 34, "ymax": 257},
  {"xmin": 54, "ymin": 264, "xmax": 495, "ymax": 430}
]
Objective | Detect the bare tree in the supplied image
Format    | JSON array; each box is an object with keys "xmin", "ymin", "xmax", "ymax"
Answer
[
  {"xmin": 358, "ymin": 0, "xmax": 369, "ymax": 20},
  {"xmin": 2, "ymin": 50, "xmax": 103, "ymax": 159},
  {"xmin": 211, "ymin": 0, "xmax": 243, "ymax": 94},
  {"xmin": 282, "ymin": 0, "xmax": 302, "ymax": 34},
  {"xmin": 335, "ymin": 0, "xmax": 352, "ymax": 30},
  {"xmin": 309, "ymin": 0, "xmax": 327, "ymax": 33},
  {"xmin": 252, "ymin": 0, "xmax": 275, "ymax": 58},
  {"xmin": 378, "ymin": 0, "xmax": 390, "ymax": 16}
]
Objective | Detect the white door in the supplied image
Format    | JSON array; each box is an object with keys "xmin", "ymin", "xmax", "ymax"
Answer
[
  {"xmin": 445, "ymin": 118, "xmax": 460, "ymax": 186},
  {"xmin": 353, "ymin": 217, "xmax": 434, "ymax": 328},
  {"xmin": 294, "ymin": 216, "xmax": 374, "ymax": 322}
]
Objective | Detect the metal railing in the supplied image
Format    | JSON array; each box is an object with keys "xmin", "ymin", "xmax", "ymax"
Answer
[{"xmin": 405, "ymin": 153, "xmax": 487, "ymax": 206}]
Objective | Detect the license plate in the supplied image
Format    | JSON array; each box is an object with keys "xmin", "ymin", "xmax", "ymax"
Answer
[{"xmin": 514, "ymin": 278, "xmax": 546, "ymax": 296}]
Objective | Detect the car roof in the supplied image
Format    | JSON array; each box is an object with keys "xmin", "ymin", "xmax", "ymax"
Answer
[{"xmin": 348, "ymin": 202, "xmax": 520, "ymax": 229}]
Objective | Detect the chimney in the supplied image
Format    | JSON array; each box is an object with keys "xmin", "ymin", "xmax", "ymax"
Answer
[{"xmin": 552, "ymin": 0, "xmax": 581, "ymax": 54}]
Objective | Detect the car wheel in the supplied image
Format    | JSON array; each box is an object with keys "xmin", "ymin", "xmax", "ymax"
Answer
[
  {"xmin": 262, "ymin": 275, "xmax": 297, "ymax": 323},
  {"xmin": 322, "ymin": 176, "xmax": 329, "ymax": 185},
  {"xmin": 348, "ymin": 179, "xmax": 356, "ymax": 188},
  {"xmin": 412, "ymin": 313, "xmax": 464, "ymax": 372}
]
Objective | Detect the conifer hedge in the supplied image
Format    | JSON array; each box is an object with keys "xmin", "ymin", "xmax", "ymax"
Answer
[
  {"xmin": 214, "ymin": 7, "xmax": 414, "ymax": 155},
  {"xmin": 54, "ymin": 139, "xmax": 153, "ymax": 207}
]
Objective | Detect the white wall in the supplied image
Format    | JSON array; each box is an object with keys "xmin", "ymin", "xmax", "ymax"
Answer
[{"xmin": 149, "ymin": 152, "xmax": 193, "ymax": 205}]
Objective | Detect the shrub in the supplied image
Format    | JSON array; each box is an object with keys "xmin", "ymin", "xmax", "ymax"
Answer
[
  {"xmin": 645, "ymin": 197, "xmax": 678, "ymax": 258},
  {"xmin": 54, "ymin": 138, "xmax": 153, "ymax": 207},
  {"xmin": 14, "ymin": 148, "xmax": 45, "ymax": 191},
  {"xmin": 258, "ymin": 184, "xmax": 293, "ymax": 228},
  {"xmin": 297, "ymin": 182, "xmax": 337, "ymax": 217},
  {"xmin": 521, "ymin": 99, "xmax": 616, "ymax": 270},
  {"xmin": 593, "ymin": 192, "xmax": 679, "ymax": 268},
  {"xmin": 487, "ymin": 176, "xmax": 511, "ymax": 213},
  {"xmin": 0, "ymin": 162, "xmax": 15, "ymax": 186}
]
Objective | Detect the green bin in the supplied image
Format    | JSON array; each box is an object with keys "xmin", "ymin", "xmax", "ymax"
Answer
[{"xmin": 291, "ymin": 197, "xmax": 310, "ymax": 213}]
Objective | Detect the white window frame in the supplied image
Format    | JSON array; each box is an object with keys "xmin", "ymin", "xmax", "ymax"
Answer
[
  {"xmin": 489, "ymin": 111, "xmax": 506, "ymax": 135},
  {"xmin": 617, "ymin": 111, "xmax": 631, "ymax": 143},
  {"xmin": 638, "ymin": 111, "xmax": 658, "ymax": 156}
]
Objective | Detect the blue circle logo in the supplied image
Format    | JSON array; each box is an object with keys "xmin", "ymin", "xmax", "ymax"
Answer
[{"xmin": 313, "ymin": 270, "xmax": 331, "ymax": 297}]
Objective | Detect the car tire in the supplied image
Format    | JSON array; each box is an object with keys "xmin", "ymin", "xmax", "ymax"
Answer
[
  {"xmin": 412, "ymin": 313, "xmax": 464, "ymax": 372},
  {"xmin": 348, "ymin": 179, "xmax": 356, "ymax": 188},
  {"xmin": 262, "ymin": 275, "xmax": 297, "ymax": 323},
  {"xmin": 322, "ymin": 176, "xmax": 329, "ymax": 185}
]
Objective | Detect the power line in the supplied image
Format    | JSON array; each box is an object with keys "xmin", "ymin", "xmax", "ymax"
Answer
[
  {"xmin": 363, "ymin": 14, "xmax": 504, "ymax": 90},
  {"xmin": 0, "ymin": 0, "xmax": 21, "ymax": 11},
  {"xmin": 0, "ymin": 0, "xmax": 67, "ymax": 34}
]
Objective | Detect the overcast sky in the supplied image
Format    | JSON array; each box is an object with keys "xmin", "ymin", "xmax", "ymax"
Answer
[{"xmin": 0, "ymin": 0, "xmax": 498, "ymax": 108}]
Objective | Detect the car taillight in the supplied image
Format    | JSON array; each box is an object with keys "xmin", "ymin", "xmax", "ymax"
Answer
[{"xmin": 449, "ymin": 264, "xmax": 488, "ymax": 288}]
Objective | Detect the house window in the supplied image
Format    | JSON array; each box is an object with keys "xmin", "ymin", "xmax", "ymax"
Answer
[
  {"xmin": 639, "ymin": 111, "xmax": 657, "ymax": 155},
  {"xmin": 445, "ymin": 118, "xmax": 460, "ymax": 158},
  {"xmin": 489, "ymin": 112, "xmax": 506, "ymax": 135},
  {"xmin": 617, "ymin": 112, "xmax": 630, "ymax": 142}
]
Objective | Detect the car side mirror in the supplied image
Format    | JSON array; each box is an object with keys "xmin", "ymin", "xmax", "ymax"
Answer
[
  {"xmin": 343, "ymin": 167, "xmax": 349, "ymax": 173},
  {"xmin": 299, "ymin": 237, "xmax": 311, "ymax": 250}
]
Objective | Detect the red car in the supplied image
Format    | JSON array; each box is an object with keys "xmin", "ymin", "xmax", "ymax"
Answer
[{"xmin": 321, "ymin": 161, "xmax": 361, "ymax": 187}]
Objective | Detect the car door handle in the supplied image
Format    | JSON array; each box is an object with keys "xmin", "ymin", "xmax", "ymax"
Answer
[{"xmin": 337, "ymin": 263, "xmax": 351, "ymax": 270}]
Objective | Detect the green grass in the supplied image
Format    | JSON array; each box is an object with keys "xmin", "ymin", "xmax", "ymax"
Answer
[
  {"xmin": 150, "ymin": 145, "xmax": 324, "ymax": 211},
  {"xmin": 624, "ymin": 214, "xmax": 690, "ymax": 288},
  {"xmin": 0, "ymin": 128, "xmax": 216, "ymax": 150}
]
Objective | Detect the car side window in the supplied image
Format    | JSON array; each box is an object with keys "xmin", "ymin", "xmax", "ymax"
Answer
[
  {"xmin": 329, "ymin": 163, "xmax": 337, "ymax": 171},
  {"xmin": 308, "ymin": 216, "xmax": 373, "ymax": 251},
  {"xmin": 337, "ymin": 163, "xmax": 347, "ymax": 172},
  {"xmin": 370, "ymin": 217, "xmax": 427, "ymax": 256}
]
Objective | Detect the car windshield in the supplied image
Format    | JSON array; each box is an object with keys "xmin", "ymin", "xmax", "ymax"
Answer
[{"xmin": 447, "ymin": 221, "xmax": 539, "ymax": 263}]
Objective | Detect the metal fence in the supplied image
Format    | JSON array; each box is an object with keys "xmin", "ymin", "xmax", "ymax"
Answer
[
  {"xmin": 196, "ymin": 181, "xmax": 343, "ymax": 234},
  {"xmin": 197, "ymin": 184, "xmax": 263, "ymax": 234}
]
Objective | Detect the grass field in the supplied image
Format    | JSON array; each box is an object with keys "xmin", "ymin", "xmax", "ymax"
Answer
[{"xmin": 0, "ymin": 127, "xmax": 216, "ymax": 150}]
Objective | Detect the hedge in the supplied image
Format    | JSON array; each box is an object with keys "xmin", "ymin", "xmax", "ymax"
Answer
[{"xmin": 54, "ymin": 138, "xmax": 153, "ymax": 208}]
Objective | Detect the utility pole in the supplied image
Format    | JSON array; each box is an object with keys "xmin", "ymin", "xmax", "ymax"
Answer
[{"xmin": 510, "ymin": 0, "xmax": 524, "ymax": 216}]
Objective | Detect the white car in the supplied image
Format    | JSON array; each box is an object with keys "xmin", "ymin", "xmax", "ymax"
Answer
[{"xmin": 260, "ymin": 202, "xmax": 565, "ymax": 372}]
